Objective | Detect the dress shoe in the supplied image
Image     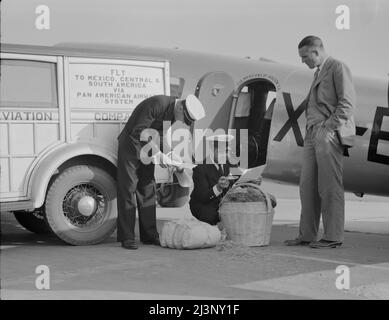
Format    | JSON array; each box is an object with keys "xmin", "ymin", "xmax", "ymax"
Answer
[
  {"xmin": 121, "ymin": 240, "xmax": 138, "ymax": 250},
  {"xmin": 284, "ymin": 238, "xmax": 311, "ymax": 246},
  {"xmin": 309, "ymin": 239, "xmax": 342, "ymax": 249},
  {"xmin": 142, "ymin": 237, "xmax": 160, "ymax": 246}
]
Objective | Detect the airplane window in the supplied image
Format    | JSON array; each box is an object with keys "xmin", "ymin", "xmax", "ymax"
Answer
[
  {"xmin": 266, "ymin": 91, "xmax": 277, "ymax": 109},
  {"xmin": 235, "ymin": 92, "xmax": 251, "ymax": 117},
  {"xmin": 241, "ymin": 86, "xmax": 249, "ymax": 93}
]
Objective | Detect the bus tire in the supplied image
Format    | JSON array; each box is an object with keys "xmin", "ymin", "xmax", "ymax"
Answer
[
  {"xmin": 13, "ymin": 208, "xmax": 51, "ymax": 234},
  {"xmin": 45, "ymin": 165, "xmax": 117, "ymax": 245}
]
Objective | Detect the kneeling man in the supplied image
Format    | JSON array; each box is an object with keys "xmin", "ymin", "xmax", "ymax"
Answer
[{"xmin": 189, "ymin": 134, "xmax": 234, "ymax": 225}]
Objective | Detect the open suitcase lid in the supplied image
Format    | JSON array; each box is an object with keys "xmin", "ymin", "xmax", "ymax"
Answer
[{"xmin": 232, "ymin": 165, "xmax": 267, "ymax": 184}]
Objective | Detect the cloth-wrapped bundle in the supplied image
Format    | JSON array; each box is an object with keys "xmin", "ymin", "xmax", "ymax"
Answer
[{"xmin": 160, "ymin": 217, "xmax": 221, "ymax": 249}]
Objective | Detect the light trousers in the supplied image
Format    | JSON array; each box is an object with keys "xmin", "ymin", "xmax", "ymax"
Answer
[{"xmin": 298, "ymin": 123, "xmax": 345, "ymax": 242}]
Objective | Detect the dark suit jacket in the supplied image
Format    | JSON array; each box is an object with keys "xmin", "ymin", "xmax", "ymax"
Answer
[
  {"xmin": 118, "ymin": 95, "xmax": 176, "ymax": 158},
  {"xmin": 304, "ymin": 56, "xmax": 356, "ymax": 146},
  {"xmin": 189, "ymin": 162, "xmax": 231, "ymax": 225}
]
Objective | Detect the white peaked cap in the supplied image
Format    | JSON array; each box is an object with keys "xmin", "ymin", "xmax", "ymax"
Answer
[
  {"xmin": 184, "ymin": 94, "xmax": 205, "ymax": 121},
  {"xmin": 205, "ymin": 134, "xmax": 234, "ymax": 142}
]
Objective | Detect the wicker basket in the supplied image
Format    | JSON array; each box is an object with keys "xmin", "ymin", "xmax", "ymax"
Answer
[{"xmin": 219, "ymin": 182, "xmax": 275, "ymax": 246}]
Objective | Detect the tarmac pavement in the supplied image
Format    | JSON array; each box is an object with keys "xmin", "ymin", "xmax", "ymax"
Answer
[{"xmin": 1, "ymin": 182, "xmax": 389, "ymax": 300}]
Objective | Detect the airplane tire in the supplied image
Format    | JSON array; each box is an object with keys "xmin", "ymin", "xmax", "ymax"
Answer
[
  {"xmin": 13, "ymin": 208, "xmax": 51, "ymax": 234},
  {"xmin": 45, "ymin": 165, "xmax": 117, "ymax": 245}
]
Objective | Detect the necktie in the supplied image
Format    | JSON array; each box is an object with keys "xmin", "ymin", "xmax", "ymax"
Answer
[
  {"xmin": 307, "ymin": 67, "xmax": 320, "ymax": 100},
  {"xmin": 218, "ymin": 164, "xmax": 224, "ymax": 176},
  {"xmin": 314, "ymin": 67, "xmax": 320, "ymax": 81},
  {"xmin": 305, "ymin": 67, "xmax": 321, "ymax": 123}
]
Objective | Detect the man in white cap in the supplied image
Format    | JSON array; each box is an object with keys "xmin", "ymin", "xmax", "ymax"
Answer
[
  {"xmin": 189, "ymin": 134, "xmax": 234, "ymax": 225},
  {"xmin": 117, "ymin": 94, "xmax": 205, "ymax": 249}
]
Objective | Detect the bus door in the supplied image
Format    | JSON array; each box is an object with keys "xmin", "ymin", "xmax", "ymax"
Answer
[{"xmin": 0, "ymin": 53, "xmax": 64, "ymax": 202}]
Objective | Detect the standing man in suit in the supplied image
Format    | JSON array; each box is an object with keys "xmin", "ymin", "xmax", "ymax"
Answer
[
  {"xmin": 117, "ymin": 94, "xmax": 205, "ymax": 249},
  {"xmin": 285, "ymin": 36, "xmax": 356, "ymax": 249},
  {"xmin": 189, "ymin": 134, "xmax": 233, "ymax": 225}
]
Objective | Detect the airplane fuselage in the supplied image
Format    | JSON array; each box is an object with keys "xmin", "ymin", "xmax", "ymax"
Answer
[{"xmin": 3, "ymin": 43, "xmax": 389, "ymax": 198}]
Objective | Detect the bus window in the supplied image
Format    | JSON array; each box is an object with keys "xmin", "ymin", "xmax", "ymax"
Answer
[
  {"xmin": 170, "ymin": 76, "xmax": 185, "ymax": 98},
  {"xmin": 0, "ymin": 60, "xmax": 58, "ymax": 108}
]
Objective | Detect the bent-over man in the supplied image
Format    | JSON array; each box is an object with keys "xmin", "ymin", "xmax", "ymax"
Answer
[{"xmin": 117, "ymin": 94, "xmax": 205, "ymax": 249}]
